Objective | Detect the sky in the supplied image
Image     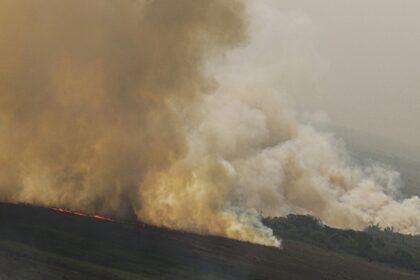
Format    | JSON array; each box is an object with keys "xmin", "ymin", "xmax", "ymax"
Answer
[{"xmin": 275, "ymin": 0, "xmax": 420, "ymax": 151}]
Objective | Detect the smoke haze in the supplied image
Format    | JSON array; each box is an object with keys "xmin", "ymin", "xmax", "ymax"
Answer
[{"xmin": 1, "ymin": 0, "xmax": 420, "ymax": 247}]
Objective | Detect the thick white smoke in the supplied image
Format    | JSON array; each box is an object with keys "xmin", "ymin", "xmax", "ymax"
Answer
[{"xmin": 182, "ymin": 1, "xmax": 420, "ymax": 237}]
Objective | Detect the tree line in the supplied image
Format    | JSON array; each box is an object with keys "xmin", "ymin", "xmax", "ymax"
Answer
[{"xmin": 263, "ymin": 215, "xmax": 420, "ymax": 271}]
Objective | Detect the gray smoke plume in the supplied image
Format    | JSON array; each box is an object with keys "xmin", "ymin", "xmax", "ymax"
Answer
[{"xmin": 196, "ymin": 1, "xmax": 420, "ymax": 236}]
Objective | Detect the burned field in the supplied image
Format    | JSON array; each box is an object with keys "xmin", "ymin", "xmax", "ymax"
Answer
[{"xmin": 0, "ymin": 202, "xmax": 418, "ymax": 280}]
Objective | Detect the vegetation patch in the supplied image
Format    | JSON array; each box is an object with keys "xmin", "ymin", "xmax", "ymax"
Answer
[{"xmin": 264, "ymin": 215, "xmax": 420, "ymax": 271}]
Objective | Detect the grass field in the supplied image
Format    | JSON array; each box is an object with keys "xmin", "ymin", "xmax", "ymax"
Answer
[{"xmin": 0, "ymin": 202, "xmax": 419, "ymax": 280}]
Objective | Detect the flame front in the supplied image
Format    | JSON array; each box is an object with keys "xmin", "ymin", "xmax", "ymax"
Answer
[{"xmin": 52, "ymin": 208, "xmax": 114, "ymax": 222}]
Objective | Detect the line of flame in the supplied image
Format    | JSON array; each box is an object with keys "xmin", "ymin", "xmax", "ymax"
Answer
[{"xmin": 52, "ymin": 207, "xmax": 114, "ymax": 222}]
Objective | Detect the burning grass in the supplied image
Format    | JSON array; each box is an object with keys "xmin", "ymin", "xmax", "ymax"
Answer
[{"xmin": 52, "ymin": 208, "xmax": 115, "ymax": 222}]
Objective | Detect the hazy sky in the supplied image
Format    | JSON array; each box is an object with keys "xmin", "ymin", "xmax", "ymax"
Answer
[{"xmin": 276, "ymin": 1, "xmax": 420, "ymax": 149}]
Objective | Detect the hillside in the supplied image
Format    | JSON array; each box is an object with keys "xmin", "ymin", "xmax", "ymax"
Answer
[
  {"xmin": 0, "ymin": 203, "xmax": 419, "ymax": 279},
  {"xmin": 264, "ymin": 215, "xmax": 420, "ymax": 271}
]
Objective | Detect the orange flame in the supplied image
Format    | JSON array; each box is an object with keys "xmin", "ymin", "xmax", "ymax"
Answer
[{"xmin": 52, "ymin": 207, "xmax": 114, "ymax": 222}]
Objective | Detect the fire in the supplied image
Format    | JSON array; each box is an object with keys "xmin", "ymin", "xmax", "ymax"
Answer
[{"xmin": 52, "ymin": 207, "xmax": 114, "ymax": 222}]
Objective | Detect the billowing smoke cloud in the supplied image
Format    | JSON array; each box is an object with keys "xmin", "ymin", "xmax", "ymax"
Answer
[
  {"xmin": 1, "ymin": 0, "xmax": 420, "ymax": 248},
  {"xmin": 0, "ymin": 0, "xmax": 278, "ymax": 245},
  {"xmin": 196, "ymin": 1, "xmax": 420, "ymax": 236}
]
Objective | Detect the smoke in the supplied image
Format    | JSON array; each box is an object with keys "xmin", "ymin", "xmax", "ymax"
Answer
[
  {"xmin": 0, "ymin": 0, "xmax": 280, "ymax": 246},
  {"xmin": 1, "ymin": 0, "xmax": 420, "ymax": 248},
  {"xmin": 197, "ymin": 1, "xmax": 420, "ymax": 236}
]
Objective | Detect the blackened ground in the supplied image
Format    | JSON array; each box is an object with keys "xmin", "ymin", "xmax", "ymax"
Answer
[{"xmin": 0, "ymin": 202, "xmax": 418, "ymax": 280}]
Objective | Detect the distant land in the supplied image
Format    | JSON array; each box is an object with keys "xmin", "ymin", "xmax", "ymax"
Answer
[{"xmin": 332, "ymin": 125, "xmax": 420, "ymax": 197}]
